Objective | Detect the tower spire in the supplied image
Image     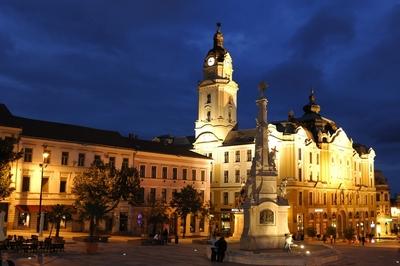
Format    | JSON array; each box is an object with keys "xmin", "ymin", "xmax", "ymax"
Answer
[{"xmin": 213, "ymin": 22, "xmax": 224, "ymax": 48}]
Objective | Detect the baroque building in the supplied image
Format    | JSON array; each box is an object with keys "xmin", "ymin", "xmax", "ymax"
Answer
[
  {"xmin": 0, "ymin": 104, "xmax": 211, "ymax": 237},
  {"xmin": 193, "ymin": 24, "xmax": 377, "ymax": 238},
  {"xmin": 374, "ymin": 170, "xmax": 392, "ymax": 236}
]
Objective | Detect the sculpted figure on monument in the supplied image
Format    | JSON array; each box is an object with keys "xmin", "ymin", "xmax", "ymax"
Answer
[
  {"xmin": 268, "ymin": 146, "xmax": 278, "ymax": 170},
  {"xmin": 278, "ymin": 177, "xmax": 288, "ymax": 199}
]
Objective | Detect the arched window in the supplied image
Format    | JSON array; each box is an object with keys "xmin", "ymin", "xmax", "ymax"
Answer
[
  {"xmin": 207, "ymin": 94, "xmax": 211, "ymax": 104},
  {"xmin": 349, "ymin": 212, "xmax": 353, "ymax": 219},
  {"xmin": 323, "ymin": 213, "xmax": 328, "ymax": 219},
  {"xmin": 259, "ymin": 209, "xmax": 274, "ymax": 224},
  {"xmin": 207, "ymin": 111, "xmax": 211, "ymax": 122}
]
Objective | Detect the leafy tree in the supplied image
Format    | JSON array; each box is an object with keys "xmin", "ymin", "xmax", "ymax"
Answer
[
  {"xmin": 326, "ymin": 226, "xmax": 337, "ymax": 238},
  {"xmin": 48, "ymin": 204, "xmax": 73, "ymax": 238},
  {"xmin": 343, "ymin": 227, "xmax": 355, "ymax": 241},
  {"xmin": 72, "ymin": 161, "xmax": 141, "ymax": 238},
  {"xmin": 0, "ymin": 137, "xmax": 22, "ymax": 199},
  {"xmin": 147, "ymin": 201, "xmax": 169, "ymax": 235},
  {"xmin": 306, "ymin": 227, "xmax": 317, "ymax": 238},
  {"xmin": 170, "ymin": 185, "xmax": 203, "ymax": 238}
]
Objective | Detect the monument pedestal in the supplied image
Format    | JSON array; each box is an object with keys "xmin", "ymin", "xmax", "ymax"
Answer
[
  {"xmin": 240, "ymin": 199, "xmax": 289, "ymax": 250},
  {"xmin": 231, "ymin": 212, "xmax": 244, "ymax": 240}
]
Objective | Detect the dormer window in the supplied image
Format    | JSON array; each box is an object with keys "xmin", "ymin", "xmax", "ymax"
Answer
[{"xmin": 207, "ymin": 94, "xmax": 211, "ymax": 104}]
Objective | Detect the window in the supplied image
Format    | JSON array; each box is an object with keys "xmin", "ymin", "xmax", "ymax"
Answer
[
  {"xmin": 78, "ymin": 153, "xmax": 85, "ymax": 167},
  {"xmin": 149, "ymin": 188, "xmax": 156, "ymax": 203},
  {"xmin": 247, "ymin": 150, "xmax": 252, "ymax": 162},
  {"xmin": 316, "ymin": 154, "xmax": 319, "ymax": 165},
  {"xmin": 223, "ymin": 192, "xmax": 229, "ymax": 205},
  {"xmin": 298, "ymin": 148, "xmax": 302, "ymax": 160},
  {"xmin": 18, "ymin": 212, "xmax": 30, "ymax": 227},
  {"xmin": 199, "ymin": 190, "xmax": 204, "ymax": 203},
  {"xmin": 376, "ymin": 194, "xmax": 380, "ymax": 202},
  {"xmin": 94, "ymin": 155, "xmax": 101, "ymax": 164},
  {"xmin": 60, "ymin": 178, "xmax": 67, "ymax": 193},
  {"xmin": 182, "ymin": 169, "xmax": 187, "ymax": 180},
  {"xmin": 136, "ymin": 188, "xmax": 145, "ymax": 203},
  {"xmin": 384, "ymin": 193, "xmax": 388, "ymax": 201},
  {"xmin": 309, "ymin": 192, "xmax": 313, "ymax": 206},
  {"xmin": 235, "ymin": 151, "xmax": 240, "ymax": 162},
  {"xmin": 207, "ymin": 111, "xmax": 211, "ymax": 122},
  {"xmin": 309, "ymin": 171, "xmax": 313, "ymax": 181},
  {"xmin": 208, "ymin": 153, "xmax": 212, "ymax": 158},
  {"xmin": 122, "ymin": 158, "xmax": 129, "ymax": 168},
  {"xmin": 201, "ymin": 170, "xmax": 205, "ymax": 181},
  {"xmin": 151, "ymin": 166, "xmax": 157, "ymax": 179},
  {"xmin": 309, "ymin": 152, "xmax": 312, "ymax": 164},
  {"xmin": 224, "ymin": 152, "xmax": 229, "ymax": 163},
  {"xmin": 192, "ymin": 169, "xmax": 196, "ymax": 181},
  {"xmin": 24, "ymin": 148, "xmax": 33, "ymax": 162},
  {"xmin": 60, "ymin": 152, "xmax": 69, "ymax": 165},
  {"xmin": 42, "ymin": 177, "xmax": 49, "ymax": 193},
  {"xmin": 207, "ymin": 94, "xmax": 211, "ymax": 104},
  {"xmin": 298, "ymin": 191, "xmax": 302, "ymax": 206},
  {"xmin": 173, "ymin": 168, "xmax": 178, "ymax": 180},
  {"xmin": 190, "ymin": 215, "xmax": 196, "ymax": 233},
  {"xmin": 298, "ymin": 168, "xmax": 302, "ymax": 181},
  {"xmin": 323, "ymin": 193, "xmax": 326, "ymax": 205},
  {"xmin": 224, "ymin": 171, "xmax": 229, "ymax": 183},
  {"xmin": 228, "ymin": 111, "xmax": 232, "ymax": 122},
  {"xmin": 109, "ymin": 157, "xmax": 115, "ymax": 167},
  {"xmin": 44, "ymin": 150, "xmax": 51, "ymax": 164},
  {"xmin": 235, "ymin": 170, "xmax": 240, "ymax": 183},
  {"xmin": 139, "ymin": 165, "xmax": 146, "ymax": 178},
  {"xmin": 162, "ymin": 188, "xmax": 167, "ymax": 203},
  {"xmin": 247, "ymin": 169, "xmax": 251, "ymax": 178},
  {"xmin": 162, "ymin": 167, "xmax": 168, "ymax": 179},
  {"xmin": 22, "ymin": 176, "xmax": 30, "ymax": 192}
]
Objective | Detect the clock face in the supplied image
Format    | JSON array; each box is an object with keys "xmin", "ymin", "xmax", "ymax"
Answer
[{"xmin": 207, "ymin": 57, "xmax": 215, "ymax": 66}]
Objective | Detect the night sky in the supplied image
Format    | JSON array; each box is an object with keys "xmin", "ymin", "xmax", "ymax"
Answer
[{"xmin": 1, "ymin": 1, "xmax": 399, "ymax": 194}]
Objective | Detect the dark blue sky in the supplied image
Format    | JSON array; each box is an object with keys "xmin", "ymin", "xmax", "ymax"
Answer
[{"xmin": 1, "ymin": 1, "xmax": 399, "ymax": 194}]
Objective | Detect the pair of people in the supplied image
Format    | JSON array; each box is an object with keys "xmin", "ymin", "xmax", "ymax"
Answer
[
  {"xmin": 284, "ymin": 234, "xmax": 293, "ymax": 252},
  {"xmin": 211, "ymin": 237, "xmax": 227, "ymax": 262}
]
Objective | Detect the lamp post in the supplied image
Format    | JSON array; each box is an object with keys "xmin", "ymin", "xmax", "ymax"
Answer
[{"xmin": 38, "ymin": 149, "xmax": 49, "ymax": 237}]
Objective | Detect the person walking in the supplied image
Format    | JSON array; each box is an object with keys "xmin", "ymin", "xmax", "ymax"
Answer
[
  {"xmin": 162, "ymin": 228, "xmax": 169, "ymax": 245},
  {"xmin": 215, "ymin": 236, "xmax": 227, "ymax": 262},
  {"xmin": 361, "ymin": 235, "xmax": 365, "ymax": 246}
]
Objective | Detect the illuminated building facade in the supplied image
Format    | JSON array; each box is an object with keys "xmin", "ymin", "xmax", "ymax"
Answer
[
  {"xmin": 374, "ymin": 170, "xmax": 392, "ymax": 236},
  {"xmin": 193, "ymin": 25, "xmax": 377, "ymax": 238},
  {"xmin": 0, "ymin": 104, "xmax": 211, "ymax": 237}
]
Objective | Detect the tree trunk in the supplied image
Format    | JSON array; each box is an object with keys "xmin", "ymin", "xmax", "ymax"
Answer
[
  {"xmin": 182, "ymin": 214, "xmax": 187, "ymax": 239},
  {"xmin": 89, "ymin": 217, "xmax": 95, "ymax": 238},
  {"xmin": 55, "ymin": 220, "xmax": 61, "ymax": 237}
]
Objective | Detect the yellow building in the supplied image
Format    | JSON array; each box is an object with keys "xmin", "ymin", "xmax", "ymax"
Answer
[
  {"xmin": 375, "ymin": 170, "xmax": 392, "ymax": 236},
  {"xmin": 193, "ymin": 24, "xmax": 377, "ymax": 238},
  {"xmin": 0, "ymin": 104, "xmax": 212, "ymax": 237}
]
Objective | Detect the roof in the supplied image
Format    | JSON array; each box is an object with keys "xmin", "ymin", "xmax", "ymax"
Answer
[
  {"xmin": 0, "ymin": 104, "xmax": 209, "ymax": 160},
  {"xmin": 222, "ymin": 128, "xmax": 256, "ymax": 146}
]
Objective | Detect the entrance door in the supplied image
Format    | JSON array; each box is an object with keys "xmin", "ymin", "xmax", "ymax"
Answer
[{"xmin": 119, "ymin": 212, "xmax": 128, "ymax": 232}]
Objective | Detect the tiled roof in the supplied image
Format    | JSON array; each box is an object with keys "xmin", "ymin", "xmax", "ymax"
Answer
[{"xmin": 0, "ymin": 104, "xmax": 209, "ymax": 160}]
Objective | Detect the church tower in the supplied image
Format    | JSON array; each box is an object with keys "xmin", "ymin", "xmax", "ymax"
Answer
[{"xmin": 194, "ymin": 23, "xmax": 239, "ymax": 150}]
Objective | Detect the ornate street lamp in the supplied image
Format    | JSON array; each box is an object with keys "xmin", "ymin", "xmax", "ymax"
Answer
[{"xmin": 38, "ymin": 148, "xmax": 49, "ymax": 237}]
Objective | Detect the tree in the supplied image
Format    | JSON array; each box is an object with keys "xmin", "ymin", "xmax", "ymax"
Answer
[
  {"xmin": 306, "ymin": 227, "xmax": 317, "ymax": 238},
  {"xmin": 170, "ymin": 185, "xmax": 203, "ymax": 238},
  {"xmin": 72, "ymin": 161, "xmax": 141, "ymax": 238},
  {"xmin": 48, "ymin": 204, "xmax": 72, "ymax": 238},
  {"xmin": 343, "ymin": 227, "xmax": 355, "ymax": 242},
  {"xmin": 326, "ymin": 226, "xmax": 337, "ymax": 238},
  {"xmin": 0, "ymin": 137, "xmax": 22, "ymax": 199},
  {"xmin": 147, "ymin": 201, "xmax": 169, "ymax": 236}
]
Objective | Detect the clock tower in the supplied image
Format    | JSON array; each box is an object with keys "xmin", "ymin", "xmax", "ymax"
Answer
[{"xmin": 194, "ymin": 23, "xmax": 239, "ymax": 150}]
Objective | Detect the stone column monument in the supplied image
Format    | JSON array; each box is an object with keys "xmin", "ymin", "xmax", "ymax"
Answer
[{"xmin": 240, "ymin": 82, "xmax": 290, "ymax": 250}]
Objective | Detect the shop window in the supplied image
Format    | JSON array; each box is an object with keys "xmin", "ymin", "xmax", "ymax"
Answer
[
  {"xmin": 199, "ymin": 216, "xmax": 205, "ymax": 232},
  {"xmin": 18, "ymin": 212, "xmax": 30, "ymax": 227}
]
